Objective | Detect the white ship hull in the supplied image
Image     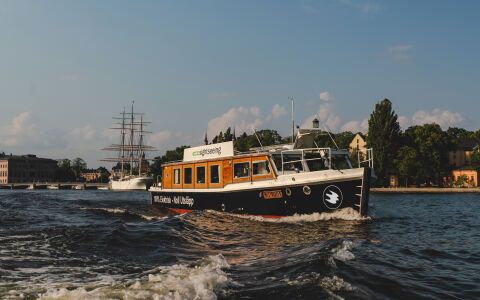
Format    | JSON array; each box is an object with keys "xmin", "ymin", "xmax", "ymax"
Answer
[{"xmin": 110, "ymin": 176, "xmax": 153, "ymax": 191}]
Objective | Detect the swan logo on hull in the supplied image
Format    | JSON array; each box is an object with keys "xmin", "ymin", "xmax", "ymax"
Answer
[{"xmin": 322, "ymin": 185, "xmax": 343, "ymax": 209}]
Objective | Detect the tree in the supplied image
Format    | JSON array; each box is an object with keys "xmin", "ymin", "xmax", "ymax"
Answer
[
  {"xmin": 71, "ymin": 158, "xmax": 87, "ymax": 180},
  {"xmin": 204, "ymin": 132, "xmax": 208, "ymax": 145},
  {"xmin": 407, "ymin": 124, "xmax": 449, "ymax": 186},
  {"xmin": 394, "ymin": 145, "xmax": 418, "ymax": 187},
  {"xmin": 469, "ymin": 148, "xmax": 480, "ymax": 165},
  {"xmin": 150, "ymin": 146, "xmax": 190, "ymax": 180},
  {"xmin": 55, "ymin": 159, "xmax": 75, "ymax": 182},
  {"xmin": 366, "ymin": 99, "xmax": 401, "ymax": 186}
]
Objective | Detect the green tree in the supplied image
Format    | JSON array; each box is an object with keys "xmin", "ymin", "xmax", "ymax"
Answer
[
  {"xmin": 55, "ymin": 159, "xmax": 75, "ymax": 182},
  {"xmin": 150, "ymin": 146, "xmax": 190, "ymax": 180},
  {"xmin": 71, "ymin": 158, "xmax": 87, "ymax": 180},
  {"xmin": 408, "ymin": 124, "xmax": 449, "ymax": 185},
  {"xmin": 366, "ymin": 99, "xmax": 401, "ymax": 186},
  {"xmin": 469, "ymin": 148, "xmax": 480, "ymax": 165},
  {"xmin": 394, "ymin": 145, "xmax": 418, "ymax": 187}
]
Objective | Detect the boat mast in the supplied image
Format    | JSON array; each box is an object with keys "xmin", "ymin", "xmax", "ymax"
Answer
[
  {"xmin": 129, "ymin": 101, "xmax": 135, "ymax": 176},
  {"xmin": 138, "ymin": 115, "xmax": 144, "ymax": 176},
  {"xmin": 289, "ymin": 97, "xmax": 295, "ymax": 143},
  {"xmin": 121, "ymin": 107, "xmax": 126, "ymax": 177}
]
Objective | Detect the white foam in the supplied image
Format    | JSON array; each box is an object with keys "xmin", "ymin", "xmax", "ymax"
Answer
[
  {"xmin": 81, "ymin": 207, "xmax": 127, "ymax": 214},
  {"xmin": 81, "ymin": 207, "xmax": 168, "ymax": 221},
  {"xmin": 319, "ymin": 275, "xmax": 353, "ymax": 292},
  {"xmin": 219, "ymin": 207, "xmax": 369, "ymax": 223},
  {"xmin": 38, "ymin": 254, "xmax": 230, "ymax": 300},
  {"xmin": 331, "ymin": 240, "xmax": 356, "ymax": 262}
]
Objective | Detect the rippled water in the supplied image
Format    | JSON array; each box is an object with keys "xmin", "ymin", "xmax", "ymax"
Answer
[{"xmin": 0, "ymin": 190, "xmax": 479, "ymax": 299}]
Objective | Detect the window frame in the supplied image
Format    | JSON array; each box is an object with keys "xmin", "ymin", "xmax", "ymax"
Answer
[
  {"xmin": 183, "ymin": 164, "xmax": 194, "ymax": 188},
  {"xmin": 233, "ymin": 158, "xmax": 251, "ymax": 183},
  {"xmin": 172, "ymin": 167, "xmax": 182, "ymax": 188},
  {"xmin": 208, "ymin": 162, "xmax": 223, "ymax": 188},
  {"xmin": 194, "ymin": 163, "xmax": 208, "ymax": 189}
]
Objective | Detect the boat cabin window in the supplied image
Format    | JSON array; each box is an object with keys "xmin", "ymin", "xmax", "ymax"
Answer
[
  {"xmin": 196, "ymin": 166, "xmax": 205, "ymax": 184},
  {"xmin": 184, "ymin": 167, "xmax": 192, "ymax": 184},
  {"xmin": 210, "ymin": 165, "xmax": 220, "ymax": 183},
  {"xmin": 253, "ymin": 161, "xmax": 270, "ymax": 175},
  {"xmin": 234, "ymin": 162, "xmax": 250, "ymax": 178},
  {"xmin": 173, "ymin": 168, "xmax": 181, "ymax": 185},
  {"xmin": 282, "ymin": 154, "xmax": 303, "ymax": 172},
  {"xmin": 331, "ymin": 154, "xmax": 352, "ymax": 169},
  {"xmin": 304, "ymin": 152, "xmax": 329, "ymax": 171}
]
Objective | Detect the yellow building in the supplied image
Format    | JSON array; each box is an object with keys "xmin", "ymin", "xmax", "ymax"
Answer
[
  {"xmin": 451, "ymin": 168, "xmax": 479, "ymax": 187},
  {"xmin": 349, "ymin": 133, "xmax": 367, "ymax": 157},
  {"xmin": 80, "ymin": 168, "xmax": 111, "ymax": 183},
  {"xmin": 449, "ymin": 139, "xmax": 477, "ymax": 167}
]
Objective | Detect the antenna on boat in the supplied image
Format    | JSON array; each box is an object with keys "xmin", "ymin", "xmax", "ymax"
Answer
[
  {"xmin": 323, "ymin": 124, "xmax": 339, "ymax": 149},
  {"xmin": 252, "ymin": 127, "xmax": 264, "ymax": 150},
  {"xmin": 289, "ymin": 96, "xmax": 295, "ymax": 143}
]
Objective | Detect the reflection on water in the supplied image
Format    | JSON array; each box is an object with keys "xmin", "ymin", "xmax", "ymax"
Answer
[{"xmin": 0, "ymin": 190, "xmax": 479, "ymax": 299}]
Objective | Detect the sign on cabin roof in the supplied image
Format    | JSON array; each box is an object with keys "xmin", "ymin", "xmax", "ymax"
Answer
[{"xmin": 183, "ymin": 141, "xmax": 234, "ymax": 162}]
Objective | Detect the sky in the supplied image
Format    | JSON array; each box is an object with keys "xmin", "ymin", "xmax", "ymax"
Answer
[{"xmin": 0, "ymin": 0, "xmax": 479, "ymax": 168}]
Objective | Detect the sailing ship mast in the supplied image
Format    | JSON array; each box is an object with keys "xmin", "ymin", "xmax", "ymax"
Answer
[{"xmin": 101, "ymin": 102, "xmax": 156, "ymax": 178}]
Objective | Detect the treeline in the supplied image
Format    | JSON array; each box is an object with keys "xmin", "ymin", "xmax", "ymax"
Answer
[
  {"xmin": 367, "ymin": 99, "xmax": 480, "ymax": 187},
  {"xmin": 55, "ymin": 158, "xmax": 108, "ymax": 182}
]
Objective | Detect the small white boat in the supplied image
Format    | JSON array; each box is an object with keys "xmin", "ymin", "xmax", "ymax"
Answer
[{"xmin": 47, "ymin": 185, "xmax": 59, "ymax": 190}]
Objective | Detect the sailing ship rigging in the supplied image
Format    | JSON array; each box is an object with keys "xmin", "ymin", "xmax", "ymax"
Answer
[{"xmin": 102, "ymin": 103, "xmax": 156, "ymax": 190}]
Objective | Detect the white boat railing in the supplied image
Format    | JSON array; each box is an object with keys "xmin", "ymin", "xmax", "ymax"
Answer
[{"xmin": 357, "ymin": 148, "xmax": 374, "ymax": 168}]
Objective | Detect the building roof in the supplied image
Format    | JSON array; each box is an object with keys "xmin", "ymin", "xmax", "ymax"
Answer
[
  {"xmin": 0, "ymin": 154, "xmax": 57, "ymax": 163},
  {"xmin": 456, "ymin": 138, "xmax": 479, "ymax": 151}
]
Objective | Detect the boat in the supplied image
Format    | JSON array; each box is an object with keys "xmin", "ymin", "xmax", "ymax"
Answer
[
  {"xmin": 102, "ymin": 103, "xmax": 156, "ymax": 191},
  {"xmin": 47, "ymin": 185, "xmax": 59, "ymax": 190},
  {"xmin": 149, "ymin": 128, "xmax": 374, "ymax": 218}
]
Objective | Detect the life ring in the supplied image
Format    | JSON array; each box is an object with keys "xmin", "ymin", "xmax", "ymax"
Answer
[
  {"xmin": 303, "ymin": 185, "xmax": 311, "ymax": 195},
  {"xmin": 285, "ymin": 188, "xmax": 292, "ymax": 196}
]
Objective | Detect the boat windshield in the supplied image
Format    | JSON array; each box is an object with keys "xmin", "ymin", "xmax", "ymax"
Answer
[{"xmin": 272, "ymin": 148, "xmax": 353, "ymax": 173}]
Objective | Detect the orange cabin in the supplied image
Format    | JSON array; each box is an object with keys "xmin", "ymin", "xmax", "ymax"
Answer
[{"xmin": 161, "ymin": 155, "xmax": 276, "ymax": 189}]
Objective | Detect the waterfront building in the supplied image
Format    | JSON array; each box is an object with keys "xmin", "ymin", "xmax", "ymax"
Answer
[
  {"xmin": 451, "ymin": 167, "xmax": 479, "ymax": 187},
  {"xmin": 80, "ymin": 168, "xmax": 111, "ymax": 183},
  {"xmin": 448, "ymin": 138, "xmax": 478, "ymax": 167},
  {"xmin": 0, "ymin": 154, "xmax": 57, "ymax": 184},
  {"xmin": 349, "ymin": 133, "xmax": 367, "ymax": 157}
]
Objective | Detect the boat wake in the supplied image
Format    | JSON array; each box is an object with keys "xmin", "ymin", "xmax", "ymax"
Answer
[
  {"xmin": 37, "ymin": 254, "xmax": 230, "ymax": 300},
  {"xmin": 80, "ymin": 207, "xmax": 168, "ymax": 221},
  {"xmin": 216, "ymin": 207, "xmax": 370, "ymax": 223}
]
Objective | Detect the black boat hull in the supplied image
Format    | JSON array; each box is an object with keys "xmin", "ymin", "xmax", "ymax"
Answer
[{"xmin": 151, "ymin": 168, "xmax": 371, "ymax": 217}]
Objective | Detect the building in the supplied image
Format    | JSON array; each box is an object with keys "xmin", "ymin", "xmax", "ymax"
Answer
[
  {"xmin": 80, "ymin": 168, "xmax": 111, "ymax": 183},
  {"xmin": 349, "ymin": 133, "xmax": 367, "ymax": 157},
  {"xmin": 449, "ymin": 138, "xmax": 477, "ymax": 167},
  {"xmin": 451, "ymin": 168, "xmax": 480, "ymax": 187},
  {"xmin": 0, "ymin": 154, "xmax": 57, "ymax": 184}
]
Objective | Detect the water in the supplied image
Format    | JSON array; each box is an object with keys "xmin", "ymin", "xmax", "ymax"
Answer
[{"xmin": 0, "ymin": 190, "xmax": 479, "ymax": 299}]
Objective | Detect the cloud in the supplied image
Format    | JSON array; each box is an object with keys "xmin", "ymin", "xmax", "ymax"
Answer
[
  {"xmin": 68, "ymin": 125, "xmax": 96, "ymax": 140},
  {"xmin": 148, "ymin": 130, "xmax": 173, "ymax": 149},
  {"xmin": 0, "ymin": 112, "xmax": 38, "ymax": 147},
  {"xmin": 266, "ymin": 104, "xmax": 287, "ymax": 121},
  {"xmin": 320, "ymin": 91, "xmax": 333, "ymax": 102},
  {"xmin": 342, "ymin": 109, "xmax": 464, "ymax": 133},
  {"xmin": 337, "ymin": 0, "xmax": 381, "ymax": 14},
  {"xmin": 301, "ymin": 93, "xmax": 341, "ymax": 131},
  {"xmin": 386, "ymin": 44, "xmax": 414, "ymax": 63},
  {"xmin": 207, "ymin": 106, "xmax": 264, "ymax": 138},
  {"xmin": 341, "ymin": 119, "xmax": 368, "ymax": 132},
  {"xmin": 411, "ymin": 109, "xmax": 464, "ymax": 129}
]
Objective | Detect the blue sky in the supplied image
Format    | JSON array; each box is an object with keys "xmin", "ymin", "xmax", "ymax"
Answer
[{"xmin": 0, "ymin": 0, "xmax": 479, "ymax": 167}]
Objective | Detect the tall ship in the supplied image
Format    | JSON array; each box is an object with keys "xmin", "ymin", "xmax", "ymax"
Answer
[
  {"xmin": 102, "ymin": 103, "xmax": 156, "ymax": 190},
  {"xmin": 150, "ymin": 126, "xmax": 374, "ymax": 217}
]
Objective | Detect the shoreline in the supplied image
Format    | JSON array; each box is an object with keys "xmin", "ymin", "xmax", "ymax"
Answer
[{"xmin": 371, "ymin": 187, "xmax": 480, "ymax": 194}]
